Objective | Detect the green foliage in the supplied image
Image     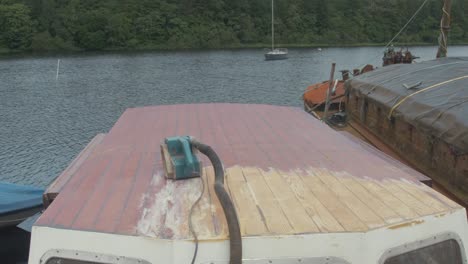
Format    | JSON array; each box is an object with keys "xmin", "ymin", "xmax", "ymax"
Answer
[
  {"xmin": 30, "ymin": 31, "xmax": 75, "ymax": 51},
  {"xmin": 0, "ymin": 3, "xmax": 33, "ymax": 49},
  {"xmin": 0, "ymin": 0, "xmax": 467, "ymax": 52}
]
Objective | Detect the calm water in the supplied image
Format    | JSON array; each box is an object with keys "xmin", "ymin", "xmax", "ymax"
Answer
[{"xmin": 1, "ymin": 46, "xmax": 467, "ymax": 187}]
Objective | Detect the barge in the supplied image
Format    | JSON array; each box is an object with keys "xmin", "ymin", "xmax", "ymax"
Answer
[
  {"xmin": 28, "ymin": 104, "xmax": 468, "ymax": 264},
  {"xmin": 345, "ymin": 57, "xmax": 468, "ymax": 205}
]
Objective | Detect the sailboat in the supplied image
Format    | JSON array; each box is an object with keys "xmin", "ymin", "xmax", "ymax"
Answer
[{"xmin": 264, "ymin": 0, "xmax": 288, "ymax": 60}]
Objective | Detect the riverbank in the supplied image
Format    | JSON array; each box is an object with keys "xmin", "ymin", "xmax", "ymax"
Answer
[{"xmin": 2, "ymin": 42, "xmax": 468, "ymax": 56}]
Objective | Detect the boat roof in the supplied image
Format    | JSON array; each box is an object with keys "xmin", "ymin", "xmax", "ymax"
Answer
[
  {"xmin": 36, "ymin": 103, "xmax": 461, "ymax": 241},
  {"xmin": 346, "ymin": 57, "xmax": 468, "ymax": 152}
]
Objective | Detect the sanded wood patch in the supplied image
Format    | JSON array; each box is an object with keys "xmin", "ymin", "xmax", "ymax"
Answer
[{"xmin": 134, "ymin": 165, "xmax": 460, "ymax": 240}]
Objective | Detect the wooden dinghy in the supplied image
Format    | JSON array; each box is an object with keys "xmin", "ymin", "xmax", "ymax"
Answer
[{"xmin": 30, "ymin": 104, "xmax": 467, "ymax": 264}]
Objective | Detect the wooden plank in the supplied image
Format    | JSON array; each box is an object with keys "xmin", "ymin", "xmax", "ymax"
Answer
[
  {"xmin": 119, "ymin": 108, "xmax": 169, "ymax": 234},
  {"xmin": 185, "ymin": 173, "xmax": 216, "ymax": 240},
  {"xmin": 37, "ymin": 155, "xmax": 110, "ymax": 227},
  {"xmin": 242, "ymin": 167, "xmax": 294, "ymax": 234},
  {"xmin": 43, "ymin": 133, "xmax": 106, "ymax": 208},
  {"xmin": 378, "ymin": 180, "xmax": 435, "ymax": 216},
  {"xmin": 260, "ymin": 169, "xmax": 320, "ymax": 233},
  {"xmin": 53, "ymin": 155, "xmax": 114, "ymax": 228},
  {"xmin": 354, "ymin": 178, "xmax": 419, "ymax": 219},
  {"xmin": 427, "ymin": 186, "xmax": 462, "ymax": 209},
  {"xmin": 395, "ymin": 181, "xmax": 454, "ymax": 212},
  {"xmin": 335, "ymin": 173, "xmax": 402, "ymax": 224},
  {"xmin": 282, "ymin": 170, "xmax": 344, "ymax": 232},
  {"xmin": 71, "ymin": 154, "xmax": 128, "ymax": 230},
  {"xmin": 94, "ymin": 151, "xmax": 142, "ymax": 232},
  {"xmin": 116, "ymin": 151, "xmax": 158, "ymax": 234},
  {"xmin": 205, "ymin": 166, "xmax": 228, "ymax": 238},
  {"xmin": 225, "ymin": 167, "xmax": 268, "ymax": 235},
  {"xmin": 299, "ymin": 169, "xmax": 368, "ymax": 232},
  {"xmin": 311, "ymin": 169, "xmax": 386, "ymax": 229}
]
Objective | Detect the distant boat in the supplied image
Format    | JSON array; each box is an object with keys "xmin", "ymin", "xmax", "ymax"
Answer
[{"xmin": 264, "ymin": 0, "xmax": 287, "ymax": 60}]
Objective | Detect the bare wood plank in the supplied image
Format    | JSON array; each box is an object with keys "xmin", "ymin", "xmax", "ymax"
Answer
[
  {"xmin": 378, "ymin": 180, "xmax": 435, "ymax": 216},
  {"xmin": 354, "ymin": 178, "xmax": 419, "ymax": 219},
  {"xmin": 425, "ymin": 187, "xmax": 462, "ymax": 209},
  {"xmin": 225, "ymin": 166, "xmax": 268, "ymax": 235},
  {"xmin": 335, "ymin": 172, "xmax": 403, "ymax": 224},
  {"xmin": 205, "ymin": 166, "xmax": 228, "ymax": 238},
  {"xmin": 311, "ymin": 169, "xmax": 386, "ymax": 229},
  {"xmin": 282, "ymin": 170, "xmax": 344, "ymax": 232},
  {"xmin": 188, "ymin": 172, "xmax": 216, "ymax": 240},
  {"xmin": 260, "ymin": 169, "xmax": 320, "ymax": 233},
  {"xmin": 242, "ymin": 167, "xmax": 295, "ymax": 234},
  {"xmin": 395, "ymin": 181, "xmax": 452, "ymax": 213},
  {"xmin": 299, "ymin": 169, "xmax": 368, "ymax": 232}
]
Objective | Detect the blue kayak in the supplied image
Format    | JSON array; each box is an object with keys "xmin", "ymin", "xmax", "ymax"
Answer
[{"xmin": 0, "ymin": 182, "xmax": 44, "ymax": 228}]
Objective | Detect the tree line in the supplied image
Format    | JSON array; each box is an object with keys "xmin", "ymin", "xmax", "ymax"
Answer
[{"xmin": 0, "ymin": 0, "xmax": 466, "ymax": 52}]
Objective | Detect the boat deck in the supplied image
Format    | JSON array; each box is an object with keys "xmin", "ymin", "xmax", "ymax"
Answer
[{"xmin": 36, "ymin": 104, "xmax": 460, "ymax": 241}]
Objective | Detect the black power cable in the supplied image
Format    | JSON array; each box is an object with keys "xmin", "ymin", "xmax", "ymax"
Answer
[{"xmin": 191, "ymin": 139, "xmax": 242, "ymax": 264}]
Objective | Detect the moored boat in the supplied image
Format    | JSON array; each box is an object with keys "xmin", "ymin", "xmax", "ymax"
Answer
[
  {"xmin": 264, "ymin": 0, "xmax": 288, "ymax": 61},
  {"xmin": 28, "ymin": 104, "xmax": 468, "ymax": 264},
  {"xmin": 264, "ymin": 48, "xmax": 288, "ymax": 60},
  {"xmin": 0, "ymin": 182, "xmax": 43, "ymax": 264},
  {"xmin": 0, "ymin": 182, "xmax": 43, "ymax": 229},
  {"xmin": 301, "ymin": 0, "xmax": 466, "ymax": 207},
  {"xmin": 345, "ymin": 57, "xmax": 468, "ymax": 205}
]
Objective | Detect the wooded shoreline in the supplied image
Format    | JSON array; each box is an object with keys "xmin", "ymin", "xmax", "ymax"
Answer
[
  {"xmin": 1, "ymin": 0, "xmax": 467, "ymax": 54},
  {"xmin": 3, "ymin": 42, "xmax": 468, "ymax": 56}
]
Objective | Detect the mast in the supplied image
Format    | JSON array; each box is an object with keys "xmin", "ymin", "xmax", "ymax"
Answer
[
  {"xmin": 271, "ymin": 0, "xmax": 274, "ymax": 50},
  {"xmin": 437, "ymin": 0, "xmax": 452, "ymax": 58}
]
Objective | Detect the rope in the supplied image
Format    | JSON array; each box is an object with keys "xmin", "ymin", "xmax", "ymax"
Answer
[
  {"xmin": 438, "ymin": 7, "xmax": 451, "ymax": 57},
  {"xmin": 383, "ymin": 0, "xmax": 429, "ymax": 49},
  {"xmin": 388, "ymin": 75, "xmax": 468, "ymax": 119},
  {"xmin": 354, "ymin": 0, "xmax": 429, "ymax": 70},
  {"xmin": 189, "ymin": 176, "xmax": 205, "ymax": 264}
]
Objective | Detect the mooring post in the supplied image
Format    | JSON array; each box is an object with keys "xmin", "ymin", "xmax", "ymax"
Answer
[
  {"xmin": 56, "ymin": 59, "xmax": 61, "ymax": 81},
  {"xmin": 437, "ymin": 0, "xmax": 452, "ymax": 58},
  {"xmin": 323, "ymin": 63, "xmax": 336, "ymax": 121}
]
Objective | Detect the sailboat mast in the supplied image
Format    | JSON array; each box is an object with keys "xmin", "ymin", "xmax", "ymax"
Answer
[
  {"xmin": 437, "ymin": 0, "xmax": 452, "ymax": 58},
  {"xmin": 272, "ymin": 0, "xmax": 274, "ymax": 50}
]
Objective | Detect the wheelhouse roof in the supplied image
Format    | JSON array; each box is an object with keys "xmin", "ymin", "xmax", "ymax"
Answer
[{"xmin": 36, "ymin": 104, "xmax": 461, "ymax": 240}]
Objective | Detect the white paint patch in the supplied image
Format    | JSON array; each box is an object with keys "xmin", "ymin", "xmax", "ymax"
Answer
[{"xmin": 136, "ymin": 171, "xmax": 212, "ymax": 239}]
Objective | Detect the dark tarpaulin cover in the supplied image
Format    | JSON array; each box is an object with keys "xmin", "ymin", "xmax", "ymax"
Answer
[
  {"xmin": 0, "ymin": 182, "xmax": 43, "ymax": 216},
  {"xmin": 346, "ymin": 57, "xmax": 468, "ymax": 153}
]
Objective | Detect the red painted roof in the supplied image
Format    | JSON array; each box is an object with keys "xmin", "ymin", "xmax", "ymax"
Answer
[{"xmin": 36, "ymin": 104, "xmax": 434, "ymax": 237}]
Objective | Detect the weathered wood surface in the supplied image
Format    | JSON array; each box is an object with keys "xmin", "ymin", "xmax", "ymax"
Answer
[
  {"xmin": 43, "ymin": 133, "xmax": 106, "ymax": 208},
  {"xmin": 36, "ymin": 104, "xmax": 461, "ymax": 240}
]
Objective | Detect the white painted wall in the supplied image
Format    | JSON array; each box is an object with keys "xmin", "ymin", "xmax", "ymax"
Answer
[{"xmin": 29, "ymin": 209, "xmax": 468, "ymax": 264}]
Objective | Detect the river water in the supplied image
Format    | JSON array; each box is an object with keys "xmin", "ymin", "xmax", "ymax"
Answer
[{"xmin": 1, "ymin": 46, "xmax": 467, "ymax": 187}]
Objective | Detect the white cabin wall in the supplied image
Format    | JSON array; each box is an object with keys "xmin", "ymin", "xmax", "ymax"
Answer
[{"xmin": 29, "ymin": 209, "xmax": 468, "ymax": 264}]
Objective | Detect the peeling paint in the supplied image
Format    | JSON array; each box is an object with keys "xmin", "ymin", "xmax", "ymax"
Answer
[
  {"xmin": 435, "ymin": 213, "xmax": 446, "ymax": 218},
  {"xmin": 134, "ymin": 165, "xmax": 459, "ymax": 240},
  {"xmin": 388, "ymin": 220, "xmax": 425, "ymax": 230}
]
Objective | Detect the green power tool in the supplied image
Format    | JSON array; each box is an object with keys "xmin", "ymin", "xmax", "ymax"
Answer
[
  {"xmin": 160, "ymin": 136, "xmax": 242, "ymax": 264},
  {"xmin": 160, "ymin": 136, "xmax": 201, "ymax": 179}
]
